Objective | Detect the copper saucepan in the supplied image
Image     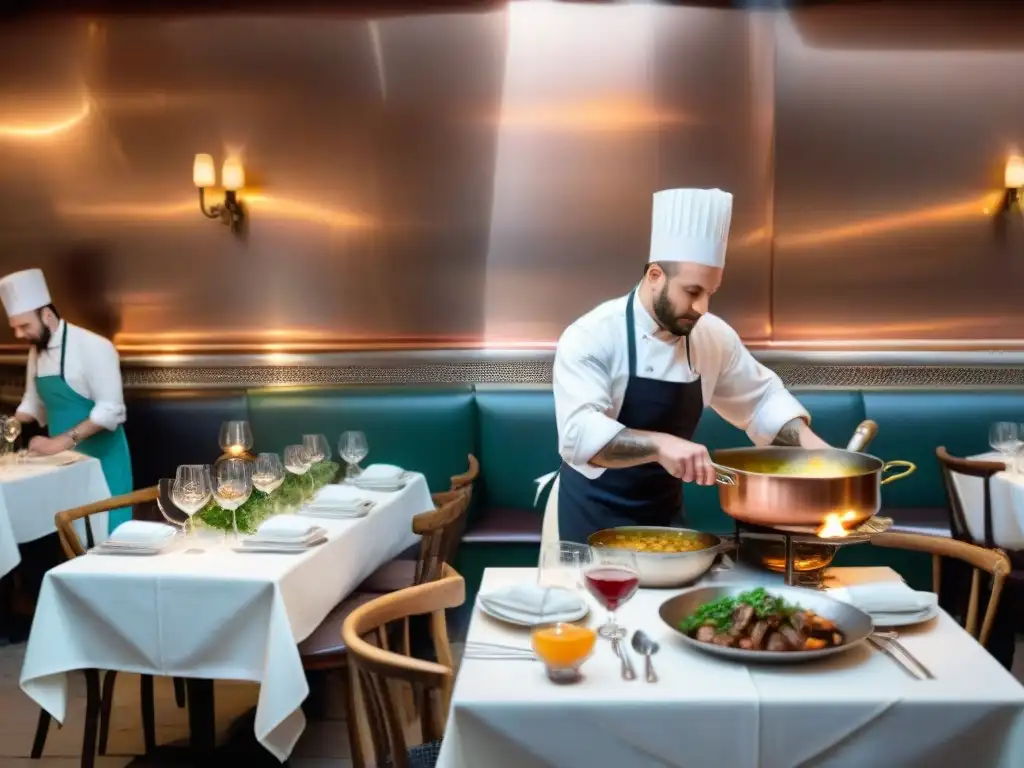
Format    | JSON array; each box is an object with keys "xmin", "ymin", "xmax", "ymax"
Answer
[{"xmin": 709, "ymin": 420, "xmax": 916, "ymax": 529}]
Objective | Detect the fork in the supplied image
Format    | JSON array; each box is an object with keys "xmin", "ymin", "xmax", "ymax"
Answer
[
  {"xmin": 874, "ymin": 631, "xmax": 934, "ymax": 680},
  {"xmin": 463, "ymin": 641, "xmax": 537, "ymax": 661}
]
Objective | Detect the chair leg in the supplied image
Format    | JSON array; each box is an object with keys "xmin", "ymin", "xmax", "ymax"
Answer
[
  {"xmin": 30, "ymin": 709, "xmax": 50, "ymax": 758},
  {"xmin": 173, "ymin": 676, "xmax": 187, "ymax": 708},
  {"xmin": 344, "ymin": 664, "xmax": 366, "ymax": 768},
  {"xmin": 82, "ymin": 669, "xmax": 101, "ymax": 768},
  {"xmin": 97, "ymin": 670, "xmax": 118, "ymax": 755},
  {"xmin": 140, "ymin": 674, "xmax": 157, "ymax": 753}
]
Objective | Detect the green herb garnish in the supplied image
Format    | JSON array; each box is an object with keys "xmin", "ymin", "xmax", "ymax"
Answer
[{"xmin": 680, "ymin": 587, "xmax": 800, "ymax": 633}]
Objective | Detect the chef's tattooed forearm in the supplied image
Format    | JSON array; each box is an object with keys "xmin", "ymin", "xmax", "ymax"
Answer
[
  {"xmin": 771, "ymin": 418, "xmax": 804, "ymax": 447},
  {"xmin": 592, "ymin": 429, "xmax": 659, "ymax": 469}
]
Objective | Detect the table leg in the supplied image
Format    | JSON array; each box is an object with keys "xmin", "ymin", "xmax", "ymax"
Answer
[
  {"xmin": 82, "ymin": 669, "xmax": 101, "ymax": 768},
  {"xmin": 185, "ymin": 679, "xmax": 216, "ymax": 753}
]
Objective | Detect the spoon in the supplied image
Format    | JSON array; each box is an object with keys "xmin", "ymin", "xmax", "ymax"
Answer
[{"xmin": 631, "ymin": 630, "xmax": 659, "ymax": 683}]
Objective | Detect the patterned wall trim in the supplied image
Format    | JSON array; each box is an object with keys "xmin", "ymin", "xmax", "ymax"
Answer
[{"xmin": 2, "ymin": 360, "xmax": 1024, "ymax": 391}]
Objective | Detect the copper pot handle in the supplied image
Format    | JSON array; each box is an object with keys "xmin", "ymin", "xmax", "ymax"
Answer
[
  {"xmin": 711, "ymin": 463, "xmax": 738, "ymax": 486},
  {"xmin": 880, "ymin": 460, "xmax": 916, "ymax": 485}
]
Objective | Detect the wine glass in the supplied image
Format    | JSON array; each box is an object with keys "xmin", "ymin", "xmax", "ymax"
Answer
[
  {"xmin": 213, "ymin": 458, "xmax": 252, "ymax": 539},
  {"xmin": 583, "ymin": 548, "xmax": 640, "ymax": 640},
  {"xmin": 253, "ymin": 452, "xmax": 285, "ymax": 511},
  {"xmin": 219, "ymin": 420, "xmax": 254, "ymax": 458},
  {"xmin": 303, "ymin": 434, "xmax": 331, "ymax": 464},
  {"xmin": 284, "ymin": 444, "xmax": 313, "ymax": 495},
  {"xmin": 539, "ymin": 541, "xmax": 592, "ymax": 593},
  {"xmin": 171, "ymin": 464, "xmax": 213, "ymax": 543},
  {"xmin": 989, "ymin": 422, "xmax": 1021, "ymax": 469},
  {"xmin": 339, "ymin": 431, "xmax": 368, "ymax": 481}
]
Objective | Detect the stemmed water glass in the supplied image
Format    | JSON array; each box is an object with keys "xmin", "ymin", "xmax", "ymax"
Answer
[
  {"xmin": 252, "ymin": 453, "xmax": 285, "ymax": 513},
  {"xmin": 538, "ymin": 541, "xmax": 592, "ymax": 593},
  {"xmin": 213, "ymin": 458, "xmax": 252, "ymax": 539},
  {"xmin": 171, "ymin": 464, "xmax": 213, "ymax": 532},
  {"xmin": 284, "ymin": 444, "xmax": 313, "ymax": 495},
  {"xmin": 2, "ymin": 416, "xmax": 20, "ymax": 459},
  {"xmin": 303, "ymin": 434, "xmax": 330, "ymax": 464},
  {"xmin": 989, "ymin": 422, "xmax": 1022, "ymax": 472},
  {"xmin": 339, "ymin": 431, "xmax": 368, "ymax": 481},
  {"xmin": 583, "ymin": 547, "xmax": 640, "ymax": 640},
  {"xmin": 219, "ymin": 420, "xmax": 254, "ymax": 458}
]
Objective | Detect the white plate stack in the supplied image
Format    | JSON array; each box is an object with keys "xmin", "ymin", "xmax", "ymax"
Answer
[
  {"xmin": 351, "ymin": 464, "xmax": 410, "ymax": 492},
  {"xmin": 476, "ymin": 583, "xmax": 589, "ymax": 627},
  {"xmin": 829, "ymin": 582, "xmax": 940, "ymax": 627},
  {"xmin": 235, "ymin": 516, "xmax": 329, "ymax": 554},
  {"xmin": 92, "ymin": 521, "xmax": 179, "ymax": 556},
  {"xmin": 300, "ymin": 486, "xmax": 376, "ymax": 519}
]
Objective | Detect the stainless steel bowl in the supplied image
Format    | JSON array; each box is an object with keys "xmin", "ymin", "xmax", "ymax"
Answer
[
  {"xmin": 587, "ymin": 527, "xmax": 729, "ymax": 589},
  {"xmin": 658, "ymin": 584, "xmax": 874, "ymax": 663}
]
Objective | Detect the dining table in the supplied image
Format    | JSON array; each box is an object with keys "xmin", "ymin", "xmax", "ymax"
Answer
[
  {"xmin": 0, "ymin": 452, "xmax": 111, "ymax": 578},
  {"xmin": 953, "ymin": 452, "xmax": 1024, "ymax": 550},
  {"xmin": 438, "ymin": 563, "xmax": 1024, "ymax": 768},
  {"xmin": 19, "ymin": 472, "xmax": 434, "ymax": 762}
]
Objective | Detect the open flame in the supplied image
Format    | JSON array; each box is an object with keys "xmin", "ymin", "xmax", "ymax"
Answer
[{"xmin": 817, "ymin": 511, "xmax": 860, "ymax": 539}]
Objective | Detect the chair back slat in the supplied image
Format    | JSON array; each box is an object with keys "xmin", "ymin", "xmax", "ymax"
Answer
[{"xmin": 936, "ymin": 446, "xmax": 1004, "ymax": 548}]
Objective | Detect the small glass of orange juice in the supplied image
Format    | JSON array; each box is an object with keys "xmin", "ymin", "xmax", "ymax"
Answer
[{"xmin": 530, "ymin": 622, "xmax": 597, "ymax": 684}]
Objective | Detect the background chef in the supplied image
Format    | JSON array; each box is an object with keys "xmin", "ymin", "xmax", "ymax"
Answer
[
  {"xmin": 543, "ymin": 187, "xmax": 829, "ymax": 547},
  {"xmin": 3, "ymin": 268, "xmax": 133, "ymax": 533}
]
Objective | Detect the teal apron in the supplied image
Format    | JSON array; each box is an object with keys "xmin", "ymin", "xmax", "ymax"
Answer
[{"xmin": 35, "ymin": 324, "xmax": 133, "ymax": 541}]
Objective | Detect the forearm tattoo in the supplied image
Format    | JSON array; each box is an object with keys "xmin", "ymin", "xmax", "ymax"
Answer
[
  {"xmin": 771, "ymin": 418, "xmax": 804, "ymax": 447},
  {"xmin": 593, "ymin": 429, "xmax": 658, "ymax": 468}
]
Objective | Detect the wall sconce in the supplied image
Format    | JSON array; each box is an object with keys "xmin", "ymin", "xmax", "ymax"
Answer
[{"xmin": 193, "ymin": 153, "xmax": 246, "ymax": 235}]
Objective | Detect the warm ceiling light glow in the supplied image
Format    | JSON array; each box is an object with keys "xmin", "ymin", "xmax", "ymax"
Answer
[
  {"xmin": 193, "ymin": 154, "xmax": 216, "ymax": 187},
  {"xmin": 222, "ymin": 157, "xmax": 245, "ymax": 191},
  {"xmin": 0, "ymin": 97, "xmax": 92, "ymax": 140},
  {"xmin": 1005, "ymin": 154, "xmax": 1024, "ymax": 189}
]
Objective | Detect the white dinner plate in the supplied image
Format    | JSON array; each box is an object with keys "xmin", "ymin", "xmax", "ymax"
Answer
[{"xmin": 475, "ymin": 596, "xmax": 589, "ymax": 627}]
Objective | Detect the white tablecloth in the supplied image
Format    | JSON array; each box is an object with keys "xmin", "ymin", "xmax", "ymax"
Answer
[
  {"xmin": 438, "ymin": 566, "xmax": 1024, "ymax": 768},
  {"xmin": 0, "ymin": 453, "xmax": 111, "ymax": 578},
  {"xmin": 20, "ymin": 473, "xmax": 433, "ymax": 761},
  {"xmin": 952, "ymin": 452, "xmax": 1024, "ymax": 549}
]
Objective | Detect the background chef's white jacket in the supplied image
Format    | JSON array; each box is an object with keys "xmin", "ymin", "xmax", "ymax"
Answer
[
  {"xmin": 17, "ymin": 321, "xmax": 127, "ymax": 432},
  {"xmin": 554, "ymin": 293, "xmax": 809, "ymax": 480}
]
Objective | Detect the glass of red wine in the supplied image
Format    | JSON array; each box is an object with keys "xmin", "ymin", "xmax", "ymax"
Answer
[{"xmin": 583, "ymin": 547, "xmax": 640, "ymax": 640}]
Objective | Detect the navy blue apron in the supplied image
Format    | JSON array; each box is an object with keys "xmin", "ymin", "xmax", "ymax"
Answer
[{"xmin": 557, "ymin": 289, "xmax": 705, "ymax": 545}]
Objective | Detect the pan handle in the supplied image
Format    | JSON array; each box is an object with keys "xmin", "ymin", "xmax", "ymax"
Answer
[
  {"xmin": 880, "ymin": 460, "xmax": 916, "ymax": 485},
  {"xmin": 711, "ymin": 463, "xmax": 738, "ymax": 486}
]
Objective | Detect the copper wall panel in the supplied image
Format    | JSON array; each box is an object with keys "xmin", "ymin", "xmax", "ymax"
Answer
[{"xmin": 772, "ymin": 3, "xmax": 1024, "ymax": 341}]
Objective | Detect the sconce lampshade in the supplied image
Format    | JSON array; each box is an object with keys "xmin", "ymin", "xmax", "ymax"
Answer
[
  {"xmin": 222, "ymin": 157, "xmax": 245, "ymax": 192},
  {"xmin": 1005, "ymin": 155, "xmax": 1024, "ymax": 189},
  {"xmin": 193, "ymin": 153, "xmax": 216, "ymax": 188}
]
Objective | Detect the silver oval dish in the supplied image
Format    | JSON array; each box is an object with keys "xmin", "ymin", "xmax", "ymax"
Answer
[
  {"xmin": 588, "ymin": 527, "xmax": 729, "ymax": 589},
  {"xmin": 658, "ymin": 585, "xmax": 874, "ymax": 663}
]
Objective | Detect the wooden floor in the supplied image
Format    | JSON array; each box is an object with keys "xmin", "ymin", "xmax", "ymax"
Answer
[{"xmin": 2, "ymin": 634, "xmax": 1021, "ymax": 766}]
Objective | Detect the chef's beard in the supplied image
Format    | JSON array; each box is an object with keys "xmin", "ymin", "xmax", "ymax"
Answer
[
  {"xmin": 31, "ymin": 323, "xmax": 51, "ymax": 353},
  {"xmin": 653, "ymin": 284, "xmax": 702, "ymax": 337}
]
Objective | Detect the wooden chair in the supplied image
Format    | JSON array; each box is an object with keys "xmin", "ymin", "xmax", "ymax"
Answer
[
  {"xmin": 936, "ymin": 446, "xmax": 1006, "ymax": 548},
  {"xmin": 33, "ymin": 487, "xmax": 187, "ymax": 763},
  {"xmin": 869, "ymin": 531, "xmax": 1011, "ymax": 648},
  {"xmin": 341, "ymin": 564, "xmax": 464, "ymax": 768},
  {"xmin": 359, "ymin": 454, "xmax": 477, "ymax": 594}
]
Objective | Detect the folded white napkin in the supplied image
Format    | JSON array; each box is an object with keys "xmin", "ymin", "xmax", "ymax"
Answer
[
  {"xmin": 830, "ymin": 583, "xmax": 936, "ymax": 614},
  {"xmin": 253, "ymin": 515, "xmax": 319, "ymax": 541},
  {"xmin": 108, "ymin": 520, "xmax": 177, "ymax": 546},
  {"xmin": 359, "ymin": 464, "xmax": 404, "ymax": 481},
  {"xmin": 480, "ymin": 584, "xmax": 583, "ymax": 619},
  {"xmin": 306, "ymin": 486, "xmax": 369, "ymax": 511}
]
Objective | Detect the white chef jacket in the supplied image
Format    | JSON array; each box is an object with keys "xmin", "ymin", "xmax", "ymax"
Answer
[
  {"xmin": 554, "ymin": 293, "xmax": 809, "ymax": 480},
  {"xmin": 17, "ymin": 321, "xmax": 127, "ymax": 432}
]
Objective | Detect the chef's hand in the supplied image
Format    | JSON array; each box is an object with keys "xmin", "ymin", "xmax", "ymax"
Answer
[
  {"xmin": 654, "ymin": 435, "xmax": 716, "ymax": 485},
  {"xmin": 28, "ymin": 435, "xmax": 73, "ymax": 456}
]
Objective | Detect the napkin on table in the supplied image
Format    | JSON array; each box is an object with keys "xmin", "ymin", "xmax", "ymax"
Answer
[
  {"xmin": 358, "ymin": 464, "xmax": 405, "ymax": 481},
  {"xmin": 252, "ymin": 515, "xmax": 320, "ymax": 541},
  {"xmin": 829, "ymin": 582, "xmax": 936, "ymax": 614},
  {"xmin": 108, "ymin": 520, "xmax": 178, "ymax": 546},
  {"xmin": 481, "ymin": 584, "xmax": 583, "ymax": 619},
  {"xmin": 307, "ymin": 485, "xmax": 370, "ymax": 511}
]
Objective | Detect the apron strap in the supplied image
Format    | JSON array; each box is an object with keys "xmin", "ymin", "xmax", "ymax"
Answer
[
  {"xmin": 58, "ymin": 323, "xmax": 68, "ymax": 381},
  {"xmin": 625, "ymin": 289, "xmax": 638, "ymax": 377}
]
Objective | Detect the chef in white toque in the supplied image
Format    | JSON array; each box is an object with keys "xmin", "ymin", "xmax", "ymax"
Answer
[
  {"xmin": 541, "ymin": 188, "xmax": 829, "ymax": 549},
  {"xmin": 1, "ymin": 268, "xmax": 133, "ymax": 533}
]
